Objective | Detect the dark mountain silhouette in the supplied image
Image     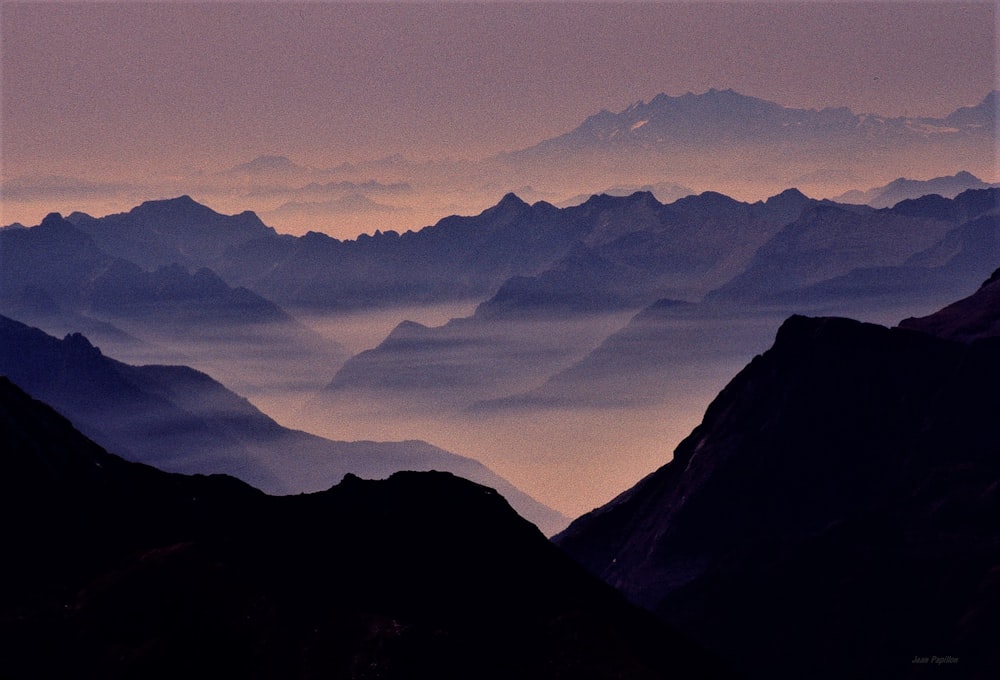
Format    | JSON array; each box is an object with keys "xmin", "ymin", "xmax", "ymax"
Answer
[
  {"xmin": 554, "ymin": 282, "xmax": 1000, "ymax": 678},
  {"xmin": 0, "ymin": 315, "xmax": 567, "ymax": 534},
  {"xmin": 0, "ymin": 377, "xmax": 727, "ymax": 679},
  {"xmin": 833, "ymin": 170, "xmax": 993, "ymax": 208}
]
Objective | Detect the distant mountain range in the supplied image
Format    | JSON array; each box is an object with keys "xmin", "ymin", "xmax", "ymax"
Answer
[
  {"xmin": 0, "ymin": 209, "xmax": 340, "ymax": 358},
  {"xmin": 3, "ymin": 89, "xmax": 994, "ymax": 239},
  {"xmin": 311, "ymin": 188, "xmax": 997, "ymax": 416},
  {"xmin": 706, "ymin": 188, "xmax": 999, "ymax": 306},
  {"xmin": 5, "ymin": 188, "xmax": 996, "ymax": 423},
  {"xmin": 554, "ymin": 272, "xmax": 1000, "ymax": 678},
  {"xmin": 833, "ymin": 170, "xmax": 995, "ymax": 208},
  {"xmin": 0, "ymin": 315, "xmax": 567, "ymax": 535},
  {"xmin": 505, "ymin": 88, "xmax": 995, "ymax": 165},
  {"xmin": 0, "ymin": 377, "xmax": 725, "ymax": 678}
]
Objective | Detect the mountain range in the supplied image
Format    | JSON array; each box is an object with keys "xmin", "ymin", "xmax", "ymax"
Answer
[
  {"xmin": 3, "ymin": 175, "xmax": 999, "ymax": 676},
  {"xmin": 554, "ymin": 271, "xmax": 1000, "ymax": 678},
  {"xmin": 0, "ymin": 377, "xmax": 725, "ymax": 679},
  {"xmin": 4, "ymin": 89, "xmax": 995, "ymax": 239},
  {"xmin": 493, "ymin": 89, "xmax": 996, "ymax": 201},
  {"xmin": 833, "ymin": 171, "xmax": 995, "ymax": 208},
  {"xmin": 310, "ymin": 188, "xmax": 998, "ymax": 419},
  {"xmin": 0, "ymin": 315, "xmax": 567, "ymax": 535},
  {"xmin": 511, "ymin": 89, "xmax": 995, "ymax": 158}
]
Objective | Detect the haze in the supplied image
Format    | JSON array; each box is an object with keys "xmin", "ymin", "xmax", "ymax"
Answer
[
  {"xmin": 2, "ymin": 2, "xmax": 996, "ymax": 235},
  {"xmin": 1, "ymin": 1, "xmax": 997, "ymax": 519}
]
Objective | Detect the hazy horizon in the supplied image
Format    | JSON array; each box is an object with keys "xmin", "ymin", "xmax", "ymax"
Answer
[{"xmin": 3, "ymin": 2, "xmax": 997, "ymax": 236}]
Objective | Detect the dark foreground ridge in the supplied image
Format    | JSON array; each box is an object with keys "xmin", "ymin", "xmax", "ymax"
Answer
[
  {"xmin": 0, "ymin": 377, "xmax": 728, "ymax": 679},
  {"xmin": 555, "ymin": 275, "xmax": 1000, "ymax": 679}
]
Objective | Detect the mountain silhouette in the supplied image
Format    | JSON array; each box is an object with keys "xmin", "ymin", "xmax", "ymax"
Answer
[
  {"xmin": 0, "ymin": 377, "xmax": 727, "ymax": 679},
  {"xmin": 0, "ymin": 315, "xmax": 567, "ymax": 534},
  {"xmin": 554, "ymin": 279, "xmax": 1000, "ymax": 678}
]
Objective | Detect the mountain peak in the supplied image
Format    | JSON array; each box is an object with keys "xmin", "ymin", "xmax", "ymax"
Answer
[
  {"xmin": 131, "ymin": 194, "xmax": 213, "ymax": 215},
  {"xmin": 229, "ymin": 155, "xmax": 301, "ymax": 174},
  {"xmin": 480, "ymin": 192, "xmax": 530, "ymax": 218},
  {"xmin": 498, "ymin": 192, "xmax": 528, "ymax": 207},
  {"xmin": 39, "ymin": 212, "xmax": 68, "ymax": 228}
]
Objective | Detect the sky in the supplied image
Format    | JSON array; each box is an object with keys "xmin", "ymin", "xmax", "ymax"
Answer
[{"xmin": 2, "ymin": 1, "xmax": 996, "ymax": 182}]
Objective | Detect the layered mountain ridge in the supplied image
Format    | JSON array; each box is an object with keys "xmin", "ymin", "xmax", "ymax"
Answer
[
  {"xmin": 0, "ymin": 314, "xmax": 567, "ymax": 535},
  {"xmin": 0, "ymin": 377, "xmax": 725, "ymax": 679}
]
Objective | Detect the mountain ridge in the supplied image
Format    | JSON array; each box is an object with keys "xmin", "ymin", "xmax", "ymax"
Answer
[
  {"xmin": 0, "ymin": 314, "xmax": 568, "ymax": 534},
  {"xmin": 554, "ymin": 279, "xmax": 1000, "ymax": 678},
  {"xmin": 0, "ymin": 376, "xmax": 726, "ymax": 678}
]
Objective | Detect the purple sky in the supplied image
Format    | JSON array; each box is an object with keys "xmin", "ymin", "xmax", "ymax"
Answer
[{"xmin": 3, "ymin": 1, "xmax": 996, "ymax": 180}]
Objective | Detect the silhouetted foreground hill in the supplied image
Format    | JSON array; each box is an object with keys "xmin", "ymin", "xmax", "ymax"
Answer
[
  {"xmin": 555, "ymin": 281, "xmax": 1000, "ymax": 679},
  {"xmin": 0, "ymin": 378, "xmax": 727, "ymax": 679}
]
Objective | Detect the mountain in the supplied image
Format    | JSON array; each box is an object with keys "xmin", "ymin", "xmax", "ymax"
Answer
[
  {"xmin": 0, "ymin": 211, "xmax": 297, "ymax": 331},
  {"xmin": 556, "ymin": 182, "xmax": 695, "ymax": 208},
  {"xmin": 833, "ymin": 171, "xmax": 994, "ymax": 208},
  {"xmin": 475, "ymin": 188, "xmax": 817, "ymax": 316},
  {"xmin": 0, "ymin": 315, "xmax": 567, "ymax": 534},
  {"xmin": 215, "ymin": 192, "xmax": 593, "ymax": 310},
  {"xmin": 510, "ymin": 88, "xmax": 995, "ymax": 160},
  {"xmin": 706, "ymin": 188, "xmax": 1000, "ymax": 307},
  {"xmin": 308, "ymin": 310, "xmax": 631, "ymax": 420},
  {"xmin": 66, "ymin": 194, "xmax": 276, "ymax": 271},
  {"xmin": 471, "ymin": 300, "xmax": 783, "ymax": 411},
  {"xmin": 310, "ymin": 189, "xmax": 997, "ymax": 419},
  {"xmin": 0, "ymin": 377, "xmax": 727, "ymax": 679},
  {"xmin": 898, "ymin": 267, "xmax": 1000, "ymax": 342},
  {"xmin": 554, "ymin": 283, "xmax": 1000, "ymax": 678},
  {"xmin": 0, "ymin": 210, "xmax": 347, "ymax": 397},
  {"xmin": 498, "ymin": 90, "xmax": 997, "ymax": 200},
  {"xmin": 218, "ymin": 188, "xmax": 809, "ymax": 312}
]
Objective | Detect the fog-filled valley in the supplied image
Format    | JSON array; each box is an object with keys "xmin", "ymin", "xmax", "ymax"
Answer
[
  {"xmin": 3, "ymin": 13, "xmax": 999, "ymax": 669},
  {"xmin": 3, "ymin": 179, "xmax": 996, "ymax": 519}
]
